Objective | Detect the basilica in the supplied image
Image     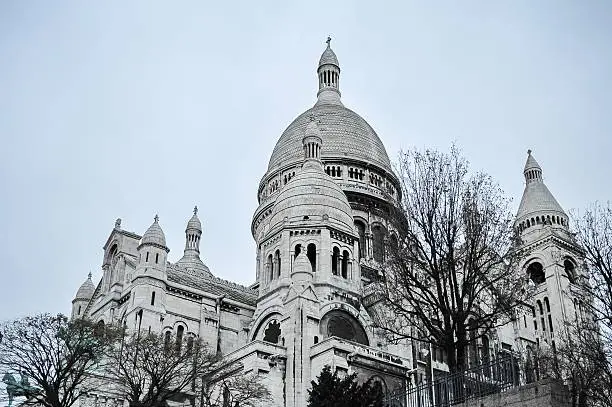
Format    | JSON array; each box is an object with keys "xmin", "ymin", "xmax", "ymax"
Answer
[{"xmin": 71, "ymin": 40, "xmax": 586, "ymax": 407}]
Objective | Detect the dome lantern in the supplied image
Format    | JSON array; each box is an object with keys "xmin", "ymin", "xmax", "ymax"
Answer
[
  {"xmin": 317, "ymin": 37, "xmax": 342, "ymax": 105},
  {"xmin": 177, "ymin": 206, "xmax": 213, "ymax": 277}
]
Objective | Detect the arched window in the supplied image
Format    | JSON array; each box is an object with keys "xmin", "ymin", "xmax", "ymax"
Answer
[
  {"xmin": 564, "ymin": 259, "xmax": 576, "ymax": 283},
  {"xmin": 307, "ymin": 243, "xmax": 317, "ymax": 273},
  {"xmin": 544, "ymin": 297, "xmax": 553, "ymax": 332},
  {"xmin": 164, "ymin": 331, "xmax": 171, "ymax": 352},
  {"xmin": 294, "ymin": 244, "xmax": 302, "ymax": 257},
  {"xmin": 155, "ymin": 253, "xmax": 159, "ymax": 264},
  {"xmin": 267, "ymin": 254, "xmax": 274, "ymax": 281},
  {"xmin": 332, "ymin": 247, "xmax": 340, "ymax": 275},
  {"xmin": 389, "ymin": 234, "xmax": 398, "ymax": 253},
  {"xmin": 372, "ymin": 224, "xmax": 386, "ymax": 262},
  {"xmin": 145, "ymin": 252, "xmax": 149, "ymax": 262},
  {"xmin": 355, "ymin": 221, "xmax": 366, "ymax": 259},
  {"xmin": 77, "ymin": 305, "xmax": 81, "ymax": 316},
  {"xmin": 537, "ymin": 300, "xmax": 544, "ymax": 315},
  {"xmin": 468, "ymin": 319, "xmax": 478, "ymax": 368},
  {"xmin": 482, "ymin": 336, "xmax": 491, "ymax": 377},
  {"xmin": 186, "ymin": 336, "xmax": 194, "ymax": 354},
  {"xmin": 151, "ymin": 291, "xmax": 156, "ymax": 306},
  {"xmin": 274, "ymin": 250, "xmax": 281, "ymax": 278},
  {"xmin": 176, "ymin": 325, "xmax": 184, "ymax": 352},
  {"xmin": 527, "ymin": 262, "xmax": 545, "ymax": 284},
  {"xmin": 263, "ymin": 320, "xmax": 281, "ymax": 344},
  {"xmin": 321, "ymin": 310, "xmax": 369, "ymax": 345},
  {"xmin": 341, "ymin": 250, "xmax": 349, "ymax": 279},
  {"xmin": 94, "ymin": 320, "xmax": 105, "ymax": 337}
]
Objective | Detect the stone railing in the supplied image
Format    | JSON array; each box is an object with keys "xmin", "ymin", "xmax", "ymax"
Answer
[{"xmin": 312, "ymin": 336, "xmax": 408, "ymax": 367}]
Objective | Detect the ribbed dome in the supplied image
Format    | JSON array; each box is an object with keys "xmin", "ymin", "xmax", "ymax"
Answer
[
  {"xmin": 186, "ymin": 207, "xmax": 202, "ymax": 231},
  {"xmin": 141, "ymin": 215, "xmax": 167, "ymax": 247},
  {"xmin": 267, "ymin": 160, "xmax": 355, "ymax": 235},
  {"xmin": 267, "ymin": 103, "xmax": 392, "ymax": 173},
  {"xmin": 319, "ymin": 45, "xmax": 339, "ymax": 67},
  {"xmin": 176, "ymin": 256, "xmax": 212, "ymax": 277},
  {"xmin": 74, "ymin": 274, "xmax": 94, "ymax": 301}
]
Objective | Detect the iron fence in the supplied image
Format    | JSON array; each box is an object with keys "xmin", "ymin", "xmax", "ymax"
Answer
[{"xmin": 384, "ymin": 353, "xmax": 521, "ymax": 407}]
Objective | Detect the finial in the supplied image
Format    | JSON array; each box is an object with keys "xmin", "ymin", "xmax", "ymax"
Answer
[
  {"xmin": 527, "ymin": 149, "xmax": 532, "ymax": 155},
  {"xmin": 115, "ymin": 218, "xmax": 121, "ymax": 229},
  {"xmin": 326, "ymin": 36, "xmax": 331, "ymax": 47},
  {"xmin": 193, "ymin": 206, "xmax": 198, "ymax": 215},
  {"xmin": 88, "ymin": 272, "xmax": 92, "ymax": 280},
  {"xmin": 154, "ymin": 214, "xmax": 159, "ymax": 223}
]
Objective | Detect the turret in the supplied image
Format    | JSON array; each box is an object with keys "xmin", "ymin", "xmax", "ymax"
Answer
[
  {"xmin": 71, "ymin": 273, "xmax": 94, "ymax": 319},
  {"xmin": 135, "ymin": 215, "xmax": 169, "ymax": 279},
  {"xmin": 129, "ymin": 215, "xmax": 169, "ymax": 333}
]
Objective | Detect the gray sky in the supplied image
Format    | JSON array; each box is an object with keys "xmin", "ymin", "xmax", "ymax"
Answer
[{"xmin": 1, "ymin": 1, "xmax": 611, "ymax": 321}]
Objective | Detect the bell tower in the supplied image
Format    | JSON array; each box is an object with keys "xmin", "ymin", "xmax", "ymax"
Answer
[{"xmin": 514, "ymin": 150, "xmax": 585, "ymax": 349}]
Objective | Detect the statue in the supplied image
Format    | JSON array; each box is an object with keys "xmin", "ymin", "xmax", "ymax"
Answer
[{"xmin": 2, "ymin": 371, "xmax": 36, "ymax": 406}]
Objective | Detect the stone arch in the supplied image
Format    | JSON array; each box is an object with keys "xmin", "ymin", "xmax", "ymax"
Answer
[
  {"xmin": 564, "ymin": 257, "xmax": 577, "ymax": 283},
  {"xmin": 251, "ymin": 311, "xmax": 283, "ymax": 343},
  {"xmin": 319, "ymin": 302, "xmax": 374, "ymax": 346},
  {"xmin": 525, "ymin": 260, "xmax": 545, "ymax": 285},
  {"xmin": 104, "ymin": 242, "xmax": 119, "ymax": 266},
  {"xmin": 320, "ymin": 309, "xmax": 369, "ymax": 346},
  {"xmin": 366, "ymin": 375, "xmax": 388, "ymax": 395}
]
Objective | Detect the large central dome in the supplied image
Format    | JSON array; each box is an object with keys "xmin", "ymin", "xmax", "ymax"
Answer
[
  {"xmin": 266, "ymin": 40, "xmax": 392, "ymax": 175},
  {"xmin": 267, "ymin": 103, "xmax": 392, "ymax": 173}
]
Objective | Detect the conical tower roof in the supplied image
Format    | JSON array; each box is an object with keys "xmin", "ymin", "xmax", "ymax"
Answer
[
  {"xmin": 74, "ymin": 273, "xmax": 95, "ymax": 301},
  {"xmin": 319, "ymin": 37, "xmax": 339, "ymax": 67},
  {"xmin": 140, "ymin": 215, "xmax": 168, "ymax": 248},
  {"xmin": 516, "ymin": 150, "xmax": 567, "ymax": 226},
  {"xmin": 186, "ymin": 206, "xmax": 202, "ymax": 231}
]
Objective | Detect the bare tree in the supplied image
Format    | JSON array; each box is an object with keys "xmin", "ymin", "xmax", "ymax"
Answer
[
  {"xmin": 565, "ymin": 202, "xmax": 612, "ymax": 406},
  {"xmin": 200, "ymin": 367, "xmax": 271, "ymax": 407},
  {"xmin": 108, "ymin": 330, "xmax": 220, "ymax": 407},
  {"xmin": 0, "ymin": 314, "xmax": 118, "ymax": 407},
  {"xmin": 375, "ymin": 147, "xmax": 527, "ymax": 372},
  {"xmin": 532, "ymin": 319, "xmax": 611, "ymax": 407}
]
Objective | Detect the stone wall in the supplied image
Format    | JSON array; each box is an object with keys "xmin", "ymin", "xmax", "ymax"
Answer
[{"xmin": 460, "ymin": 379, "xmax": 570, "ymax": 407}]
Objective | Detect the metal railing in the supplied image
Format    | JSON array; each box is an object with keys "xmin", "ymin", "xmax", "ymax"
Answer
[{"xmin": 385, "ymin": 353, "xmax": 521, "ymax": 407}]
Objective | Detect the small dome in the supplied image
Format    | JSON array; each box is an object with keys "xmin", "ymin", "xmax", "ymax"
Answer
[
  {"xmin": 319, "ymin": 38, "xmax": 339, "ymax": 67},
  {"xmin": 141, "ymin": 215, "xmax": 167, "ymax": 247},
  {"xmin": 267, "ymin": 160, "xmax": 355, "ymax": 235},
  {"xmin": 74, "ymin": 274, "xmax": 94, "ymax": 301},
  {"xmin": 186, "ymin": 206, "xmax": 202, "ymax": 231}
]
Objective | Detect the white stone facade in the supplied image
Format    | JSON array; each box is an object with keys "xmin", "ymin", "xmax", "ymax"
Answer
[{"xmin": 71, "ymin": 41, "xmax": 585, "ymax": 407}]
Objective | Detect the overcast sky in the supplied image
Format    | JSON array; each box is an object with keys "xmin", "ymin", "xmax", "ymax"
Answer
[{"xmin": 1, "ymin": 1, "xmax": 611, "ymax": 321}]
